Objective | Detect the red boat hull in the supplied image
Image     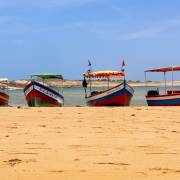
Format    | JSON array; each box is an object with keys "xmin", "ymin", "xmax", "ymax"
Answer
[
  {"xmin": 0, "ymin": 91, "xmax": 9, "ymax": 106},
  {"xmin": 86, "ymin": 83, "xmax": 134, "ymax": 106},
  {"xmin": 26, "ymin": 90, "xmax": 63, "ymax": 107},
  {"xmin": 24, "ymin": 81, "xmax": 64, "ymax": 107}
]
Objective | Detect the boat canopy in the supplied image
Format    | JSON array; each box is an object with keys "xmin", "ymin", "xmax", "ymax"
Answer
[
  {"xmin": 31, "ymin": 73, "xmax": 63, "ymax": 80},
  {"xmin": 0, "ymin": 78, "xmax": 8, "ymax": 82},
  {"xmin": 145, "ymin": 66, "xmax": 180, "ymax": 73},
  {"xmin": 84, "ymin": 70, "xmax": 125, "ymax": 78}
]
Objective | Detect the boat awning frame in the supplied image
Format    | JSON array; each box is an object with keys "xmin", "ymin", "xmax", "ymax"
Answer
[
  {"xmin": 84, "ymin": 70, "xmax": 125, "ymax": 79},
  {"xmin": 145, "ymin": 66, "xmax": 180, "ymax": 73},
  {"xmin": 144, "ymin": 66, "xmax": 180, "ymax": 95},
  {"xmin": 31, "ymin": 73, "xmax": 63, "ymax": 80}
]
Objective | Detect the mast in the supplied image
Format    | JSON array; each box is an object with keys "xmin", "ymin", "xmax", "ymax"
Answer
[{"xmin": 121, "ymin": 59, "xmax": 126, "ymax": 87}]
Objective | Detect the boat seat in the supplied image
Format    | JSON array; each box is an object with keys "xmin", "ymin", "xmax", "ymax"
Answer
[
  {"xmin": 167, "ymin": 90, "xmax": 180, "ymax": 95},
  {"xmin": 147, "ymin": 90, "xmax": 159, "ymax": 96},
  {"xmin": 91, "ymin": 91, "xmax": 99, "ymax": 96}
]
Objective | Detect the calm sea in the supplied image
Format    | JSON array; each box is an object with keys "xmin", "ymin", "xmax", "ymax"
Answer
[{"xmin": 8, "ymin": 86, "xmax": 180, "ymax": 107}]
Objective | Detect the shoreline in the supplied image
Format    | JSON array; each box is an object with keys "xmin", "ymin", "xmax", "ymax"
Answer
[{"xmin": 3, "ymin": 80, "xmax": 180, "ymax": 89}]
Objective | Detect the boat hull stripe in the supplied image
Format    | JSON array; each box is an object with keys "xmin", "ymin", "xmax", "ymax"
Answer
[
  {"xmin": 26, "ymin": 90, "xmax": 63, "ymax": 107},
  {"xmin": 147, "ymin": 98, "xmax": 180, "ymax": 106},
  {"xmin": 24, "ymin": 81, "xmax": 64, "ymax": 107},
  {"xmin": 86, "ymin": 83, "xmax": 134, "ymax": 106},
  {"xmin": 24, "ymin": 81, "xmax": 64, "ymax": 99}
]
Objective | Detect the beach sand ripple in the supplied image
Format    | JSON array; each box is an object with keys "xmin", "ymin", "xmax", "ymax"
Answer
[{"xmin": 0, "ymin": 107, "xmax": 180, "ymax": 180}]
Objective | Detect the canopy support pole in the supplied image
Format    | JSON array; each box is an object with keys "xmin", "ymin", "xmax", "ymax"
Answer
[
  {"xmin": 89, "ymin": 78, "xmax": 92, "ymax": 93},
  {"xmin": 145, "ymin": 72, "xmax": 147, "ymax": 94},
  {"xmin": 123, "ymin": 72, "xmax": 126, "ymax": 88},
  {"xmin": 164, "ymin": 72, "xmax": 167, "ymax": 95},
  {"xmin": 172, "ymin": 67, "xmax": 174, "ymax": 94},
  {"xmin": 61, "ymin": 79, "xmax": 63, "ymax": 94},
  {"xmin": 88, "ymin": 62, "xmax": 92, "ymax": 93},
  {"xmin": 108, "ymin": 77, "xmax": 110, "ymax": 89},
  {"xmin": 6, "ymin": 80, "xmax": 9, "ymax": 94}
]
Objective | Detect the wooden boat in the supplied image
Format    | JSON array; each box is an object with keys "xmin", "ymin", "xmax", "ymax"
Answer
[
  {"xmin": 145, "ymin": 66, "xmax": 180, "ymax": 106},
  {"xmin": 24, "ymin": 73, "xmax": 64, "ymax": 107},
  {"xmin": 0, "ymin": 78, "xmax": 9, "ymax": 106},
  {"xmin": 83, "ymin": 70, "xmax": 134, "ymax": 106}
]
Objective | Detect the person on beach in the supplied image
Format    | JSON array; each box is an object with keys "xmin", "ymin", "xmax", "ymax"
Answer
[{"xmin": 82, "ymin": 76, "xmax": 88, "ymax": 97}]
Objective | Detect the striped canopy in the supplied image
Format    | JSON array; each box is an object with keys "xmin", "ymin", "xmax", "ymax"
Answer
[
  {"xmin": 145, "ymin": 66, "xmax": 180, "ymax": 73},
  {"xmin": 84, "ymin": 70, "xmax": 125, "ymax": 78}
]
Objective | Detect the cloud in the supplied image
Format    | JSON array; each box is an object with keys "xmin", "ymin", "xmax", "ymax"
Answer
[
  {"xmin": 121, "ymin": 19, "xmax": 180, "ymax": 40},
  {"xmin": 84, "ymin": 18, "xmax": 180, "ymax": 41}
]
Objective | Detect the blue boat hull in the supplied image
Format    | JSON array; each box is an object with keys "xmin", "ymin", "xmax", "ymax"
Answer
[{"xmin": 146, "ymin": 94, "xmax": 180, "ymax": 106}]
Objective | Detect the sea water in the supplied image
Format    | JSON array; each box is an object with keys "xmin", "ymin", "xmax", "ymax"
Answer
[{"xmin": 8, "ymin": 86, "xmax": 180, "ymax": 107}]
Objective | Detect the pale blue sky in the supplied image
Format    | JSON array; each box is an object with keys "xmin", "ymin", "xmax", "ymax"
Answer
[{"xmin": 0, "ymin": 0, "xmax": 180, "ymax": 80}]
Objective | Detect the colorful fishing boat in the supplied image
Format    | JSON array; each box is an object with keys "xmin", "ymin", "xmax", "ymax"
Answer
[
  {"xmin": 0, "ymin": 78, "xmax": 9, "ymax": 106},
  {"xmin": 145, "ymin": 66, "xmax": 180, "ymax": 106},
  {"xmin": 24, "ymin": 73, "xmax": 64, "ymax": 107},
  {"xmin": 83, "ymin": 67, "xmax": 134, "ymax": 106}
]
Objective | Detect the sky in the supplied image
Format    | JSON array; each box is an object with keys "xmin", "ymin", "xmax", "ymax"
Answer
[{"xmin": 0, "ymin": 0, "xmax": 180, "ymax": 81}]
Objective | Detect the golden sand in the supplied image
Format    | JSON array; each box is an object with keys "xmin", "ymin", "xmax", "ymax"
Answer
[{"xmin": 0, "ymin": 107, "xmax": 180, "ymax": 180}]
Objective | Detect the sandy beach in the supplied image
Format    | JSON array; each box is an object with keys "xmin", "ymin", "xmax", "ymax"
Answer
[{"xmin": 0, "ymin": 107, "xmax": 180, "ymax": 180}]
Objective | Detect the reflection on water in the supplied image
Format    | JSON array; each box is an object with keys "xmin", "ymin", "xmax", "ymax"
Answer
[{"xmin": 8, "ymin": 85, "xmax": 180, "ymax": 107}]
